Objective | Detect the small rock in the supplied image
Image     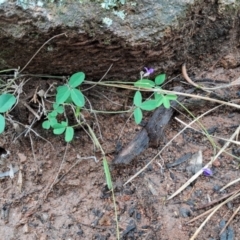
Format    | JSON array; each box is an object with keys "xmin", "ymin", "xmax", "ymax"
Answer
[
  {"xmin": 39, "ymin": 234, "xmax": 47, "ymax": 240},
  {"xmin": 207, "ymin": 126, "xmax": 218, "ymax": 134},
  {"xmin": 77, "ymin": 230, "xmax": 84, "ymax": 236},
  {"xmin": 23, "ymin": 223, "xmax": 29, "ymax": 233},
  {"xmin": 136, "ymin": 212, "xmax": 141, "ymax": 220},
  {"xmin": 194, "ymin": 190, "xmax": 202, "ymax": 197},
  {"xmin": 186, "ymin": 151, "xmax": 203, "ymax": 175},
  {"xmin": 179, "ymin": 207, "xmax": 192, "ymax": 218},
  {"xmin": 227, "ymin": 202, "xmax": 233, "ymax": 210},
  {"xmin": 212, "ymin": 159, "xmax": 221, "ymax": 167},
  {"xmin": 128, "ymin": 207, "xmax": 135, "ymax": 217},
  {"xmin": 122, "ymin": 218, "xmax": 136, "ymax": 237},
  {"xmin": 213, "ymin": 185, "xmax": 221, "ymax": 192},
  {"xmin": 41, "ymin": 213, "xmax": 49, "ymax": 222},
  {"xmin": 18, "ymin": 153, "xmax": 27, "ymax": 163}
]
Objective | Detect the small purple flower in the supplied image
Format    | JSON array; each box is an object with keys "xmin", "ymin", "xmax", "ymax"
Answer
[
  {"xmin": 202, "ymin": 168, "xmax": 213, "ymax": 177},
  {"xmin": 143, "ymin": 67, "xmax": 154, "ymax": 77}
]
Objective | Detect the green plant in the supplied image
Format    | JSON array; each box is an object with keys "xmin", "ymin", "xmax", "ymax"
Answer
[
  {"xmin": 133, "ymin": 73, "xmax": 177, "ymax": 124},
  {"xmin": 0, "ymin": 93, "xmax": 16, "ymax": 133},
  {"xmin": 103, "ymin": 157, "xmax": 119, "ymax": 239},
  {"xmin": 42, "ymin": 70, "xmax": 177, "ymax": 142},
  {"xmin": 42, "ymin": 72, "xmax": 85, "ymax": 142}
]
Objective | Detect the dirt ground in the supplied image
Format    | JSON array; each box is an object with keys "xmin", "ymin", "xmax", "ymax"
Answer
[{"xmin": 0, "ymin": 64, "xmax": 240, "ymax": 240}]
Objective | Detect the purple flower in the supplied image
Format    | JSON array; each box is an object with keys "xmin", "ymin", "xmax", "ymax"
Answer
[
  {"xmin": 143, "ymin": 67, "xmax": 154, "ymax": 77},
  {"xmin": 202, "ymin": 168, "xmax": 213, "ymax": 177}
]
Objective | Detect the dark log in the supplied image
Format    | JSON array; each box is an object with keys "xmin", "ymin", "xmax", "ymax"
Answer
[{"xmin": 112, "ymin": 128, "xmax": 149, "ymax": 165}]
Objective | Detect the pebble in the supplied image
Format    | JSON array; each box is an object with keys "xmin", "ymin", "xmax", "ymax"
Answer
[
  {"xmin": 207, "ymin": 126, "xmax": 218, "ymax": 134},
  {"xmin": 122, "ymin": 218, "xmax": 136, "ymax": 237},
  {"xmin": 213, "ymin": 185, "xmax": 221, "ymax": 192},
  {"xmin": 179, "ymin": 207, "xmax": 192, "ymax": 218}
]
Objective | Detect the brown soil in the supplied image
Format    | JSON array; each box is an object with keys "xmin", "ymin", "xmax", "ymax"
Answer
[{"xmin": 0, "ymin": 64, "xmax": 240, "ymax": 240}]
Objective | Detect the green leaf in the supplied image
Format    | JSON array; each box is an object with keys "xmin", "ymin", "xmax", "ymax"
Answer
[
  {"xmin": 56, "ymin": 105, "xmax": 64, "ymax": 114},
  {"xmin": 69, "ymin": 72, "xmax": 85, "ymax": 88},
  {"xmin": 49, "ymin": 117, "xmax": 58, "ymax": 127},
  {"xmin": 70, "ymin": 89, "xmax": 85, "ymax": 107},
  {"xmin": 154, "ymin": 93, "xmax": 164, "ymax": 107},
  {"xmin": 65, "ymin": 126, "xmax": 74, "ymax": 142},
  {"xmin": 133, "ymin": 91, "xmax": 142, "ymax": 107},
  {"xmin": 166, "ymin": 94, "xmax": 177, "ymax": 100},
  {"xmin": 53, "ymin": 122, "xmax": 67, "ymax": 135},
  {"xmin": 42, "ymin": 120, "xmax": 51, "ymax": 129},
  {"xmin": 134, "ymin": 107, "xmax": 142, "ymax": 124},
  {"xmin": 162, "ymin": 97, "xmax": 171, "ymax": 109},
  {"xmin": 53, "ymin": 103, "xmax": 59, "ymax": 109},
  {"xmin": 140, "ymin": 100, "xmax": 158, "ymax": 111},
  {"xmin": 65, "ymin": 96, "xmax": 73, "ymax": 104},
  {"xmin": 160, "ymin": 94, "xmax": 177, "ymax": 109},
  {"xmin": 0, "ymin": 94, "xmax": 16, "ymax": 113},
  {"xmin": 49, "ymin": 110, "xmax": 58, "ymax": 117},
  {"xmin": 56, "ymin": 85, "xmax": 71, "ymax": 104},
  {"xmin": 155, "ymin": 74, "xmax": 166, "ymax": 85},
  {"xmin": 134, "ymin": 79, "xmax": 155, "ymax": 88},
  {"xmin": 103, "ymin": 158, "xmax": 112, "ymax": 190},
  {"xmin": 0, "ymin": 114, "xmax": 5, "ymax": 134}
]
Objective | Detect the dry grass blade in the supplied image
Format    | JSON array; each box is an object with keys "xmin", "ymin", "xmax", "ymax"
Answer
[
  {"xmin": 194, "ymin": 189, "xmax": 239, "ymax": 211},
  {"xmin": 189, "ymin": 192, "xmax": 240, "ymax": 240},
  {"xmin": 176, "ymin": 117, "xmax": 240, "ymax": 146},
  {"xmin": 84, "ymin": 81, "xmax": 240, "ymax": 109},
  {"xmin": 187, "ymin": 205, "xmax": 218, "ymax": 224},
  {"xmin": 187, "ymin": 190, "xmax": 238, "ymax": 224},
  {"xmin": 168, "ymin": 124, "xmax": 240, "ymax": 200},
  {"xmin": 220, "ymin": 177, "xmax": 240, "ymax": 192},
  {"xmin": 219, "ymin": 203, "xmax": 240, "ymax": 236},
  {"xmin": 182, "ymin": 64, "xmax": 240, "ymax": 90}
]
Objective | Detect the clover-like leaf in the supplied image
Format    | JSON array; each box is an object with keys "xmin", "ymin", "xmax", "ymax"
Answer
[
  {"xmin": 154, "ymin": 93, "xmax": 164, "ymax": 107},
  {"xmin": 155, "ymin": 74, "xmax": 166, "ymax": 85},
  {"xmin": 134, "ymin": 79, "xmax": 155, "ymax": 88},
  {"xmin": 65, "ymin": 126, "xmax": 74, "ymax": 142},
  {"xmin": 53, "ymin": 122, "xmax": 67, "ymax": 135},
  {"xmin": 70, "ymin": 89, "xmax": 85, "ymax": 107},
  {"xmin": 140, "ymin": 100, "xmax": 158, "ymax": 111},
  {"xmin": 134, "ymin": 107, "xmax": 142, "ymax": 124},
  {"xmin": 42, "ymin": 120, "xmax": 51, "ymax": 129},
  {"xmin": 0, "ymin": 94, "xmax": 16, "ymax": 113},
  {"xmin": 166, "ymin": 94, "xmax": 177, "ymax": 101},
  {"xmin": 56, "ymin": 106, "xmax": 64, "ymax": 114},
  {"xmin": 69, "ymin": 72, "xmax": 85, "ymax": 88},
  {"xmin": 49, "ymin": 110, "xmax": 58, "ymax": 117},
  {"xmin": 133, "ymin": 91, "xmax": 142, "ymax": 107},
  {"xmin": 56, "ymin": 85, "xmax": 71, "ymax": 104},
  {"xmin": 48, "ymin": 117, "xmax": 58, "ymax": 127},
  {"xmin": 53, "ymin": 103, "xmax": 59, "ymax": 109},
  {"xmin": 162, "ymin": 96, "xmax": 171, "ymax": 109}
]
